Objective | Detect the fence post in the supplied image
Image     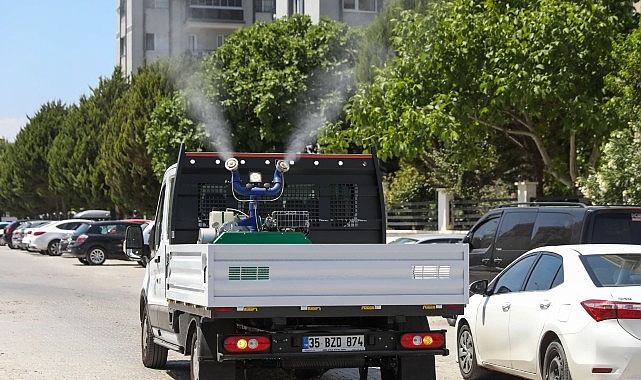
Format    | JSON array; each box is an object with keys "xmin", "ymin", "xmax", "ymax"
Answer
[
  {"xmin": 515, "ymin": 181, "xmax": 538, "ymax": 203},
  {"xmin": 437, "ymin": 188, "xmax": 453, "ymax": 232}
]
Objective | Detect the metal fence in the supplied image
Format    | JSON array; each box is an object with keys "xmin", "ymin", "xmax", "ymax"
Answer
[{"xmin": 386, "ymin": 198, "xmax": 516, "ymax": 231}]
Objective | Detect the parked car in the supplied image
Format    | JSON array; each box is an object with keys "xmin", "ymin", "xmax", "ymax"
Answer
[
  {"xmin": 13, "ymin": 221, "xmax": 50, "ymax": 250},
  {"xmin": 0, "ymin": 221, "xmax": 10, "ymax": 245},
  {"xmin": 456, "ymin": 244, "xmax": 641, "ymax": 380},
  {"xmin": 464, "ymin": 202, "xmax": 641, "ymax": 282},
  {"xmin": 388, "ymin": 233, "xmax": 463, "ymax": 244},
  {"xmin": 65, "ymin": 220, "xmax": 149, "ymax": 265},
  {"xmin": 27, "ymin": 219, "xmax": 91, "ymax": 255},
  {"xmin": 3, "ymin": 220, "xmax": 27, "ymax": 249}
]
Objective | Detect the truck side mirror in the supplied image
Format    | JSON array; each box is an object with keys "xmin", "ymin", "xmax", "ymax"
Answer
[{"xmin": 124, "ymin": 225, "xmax": 144, "ymax": 260}]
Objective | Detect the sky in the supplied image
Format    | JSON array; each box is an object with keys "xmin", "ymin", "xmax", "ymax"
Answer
[{"xmin": 0, "ymin": 1, "xmax": 114, "ymax": 142}]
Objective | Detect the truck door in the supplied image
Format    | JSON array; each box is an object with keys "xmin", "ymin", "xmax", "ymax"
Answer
[{"xmin": 147, "ymin": 173, "xmax": 173, "ymax": 333}]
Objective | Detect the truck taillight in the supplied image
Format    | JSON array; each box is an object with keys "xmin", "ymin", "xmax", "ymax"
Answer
[
  {"xmin": 581, "ymin": 299, "xmax": 641, "ymax": 321},
  {"xmin": 76, "ymin": 234, "xmax": 88, "ymax": 244},
  {"xmin": 400, "ymin": 332, "xmax": 445, "ymax": 349},
  {"xmin": 223, "ymin": 336, "xmax": 270, "ymax": 353}
]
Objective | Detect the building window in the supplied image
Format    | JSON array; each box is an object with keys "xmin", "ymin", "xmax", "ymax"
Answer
[
  {"xmin": 190, "ymin": 0, "xmax": 242, "ymax": 7},
  {"xmin": 120, "ymin": 37, "xmax": 127, "ymax": 56},
  {"xmin": 344, "ymin": 0, "xmax": 377, "ymax": 12},
  {"xmin": 254, "ymin": 0, "xmax": 274, "ymax": 13},
  {"xmin": 145, "ymin": 0, "xmax": 168, "ymax": 8},
  {"xmin": 145, "ymin": 33, "xmax": 155, "ymax": 51},
  {"xmin": 189, "ymin": 0, "xmax": 244, "ymax": 21},
  {"xmin": 293, "ymin": 0, "xmax": 304, "ymax": 14}
]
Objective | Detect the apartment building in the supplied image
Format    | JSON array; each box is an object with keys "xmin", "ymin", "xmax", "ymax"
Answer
[{"xmin": 117, "ymin": 0, "xmax": 385, "ymax": 75}]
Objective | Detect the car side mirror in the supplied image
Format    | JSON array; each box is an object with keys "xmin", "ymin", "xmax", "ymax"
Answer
[
  {"xmin": 124, "ymin": 225, "xmax": 143, "ymax": 260},
  {"xmin": 469, "ymin": 280, "xmax": 488, "ymax": 296}
]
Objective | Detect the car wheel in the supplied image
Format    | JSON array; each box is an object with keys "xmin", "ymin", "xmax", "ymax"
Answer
[
  {"xmin": 141, "ymin": 308, "xmax": 167, "ymax": 368},
  {"xmin": 87, "ymin": 247, "xmax": 107, "ymax": 265},
  {"xmin": 78, "ymin": 258, "xmax": 89, "ymax": 265},
  {"xmin": 457, "ymin": 323, "xmax": 491, "ymax": 380},
  {"xmin": 543, "ymin": 341, "xmax": 571, "ymax": 380},
  {"xmin": 47, "ymin": 239, "xmax": 62, "ymax": 256}
]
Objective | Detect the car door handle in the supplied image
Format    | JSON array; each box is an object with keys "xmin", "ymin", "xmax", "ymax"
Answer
[
  {"xmin": 540, "ymin": 300, "xmax": 551, "ymax": 310},
  {"xmin": 501, "ymin": 303, "xmax": 511, "ymax": 312},
  {"xmin": 155, "ymin": 255, "xmax": 160, "ymax": 263}
]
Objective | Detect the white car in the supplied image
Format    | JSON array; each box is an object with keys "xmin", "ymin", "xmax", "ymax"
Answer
[
  {"xmin": 28, "ymin": 219, "xmax": 91, "ymax": 256},
  {"xmin": 388, "ymin": 233, "xmax": 463, "ymax": 244},
  {"xmin": 457, "ymin": 244, "xmax": 641, "ymax": 380}
]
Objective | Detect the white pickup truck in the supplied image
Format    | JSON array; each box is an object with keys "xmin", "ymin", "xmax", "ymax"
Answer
[{"xmin": 125, "ymin": 146, "xmax": 468, "ymax": 380}]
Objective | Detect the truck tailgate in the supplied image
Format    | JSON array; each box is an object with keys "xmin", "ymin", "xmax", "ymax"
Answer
[{"xmin": 166, "ymin": 243, "xmax": 469, "ymax": 308}]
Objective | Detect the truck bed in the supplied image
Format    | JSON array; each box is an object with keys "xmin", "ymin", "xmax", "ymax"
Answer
[{"xmin": 166, "ymin": 242, "xmax": 469, "ymax": 313}]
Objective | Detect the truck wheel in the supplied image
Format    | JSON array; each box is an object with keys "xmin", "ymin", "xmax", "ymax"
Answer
[
  {"xmin": 87, "ymin": 247, "xmax": 107, "ymax": 265},
  {"xmin": 141, "ymin": 309, "xmax": 167, "ymax": 368},
  {"xmin": 47, "ymin": 239, "xmax": 61, "ymax": 256},
  {"xmin": 190, "ymin": 323, "xmax": 238, "ymax": 380},
  {"xmin": 457, "ymin": 323, "xmax": 490, "ymax": 380}
]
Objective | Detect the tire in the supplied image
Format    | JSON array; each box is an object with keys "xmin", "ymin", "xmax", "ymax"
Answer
[
  {"xmin": 47, "ymin": 239, "xmax": 62, "ymax": 256},
  {"xmin": 78, "ymin": 258, "xmax": 89, "ymax": 265},
  {"xmin": 87, "ymin": 247, "xmax": 107, "ymax": 265},
  {"xmin": 141, "ymin": 308, "xmax": 167, "ymax": 368},
  {"xmin": 543, "ymin": 341, "xmax": 571, "ymax": 380},
  {"xmin": 190, "ymin": 323, "xmax": 238, "ymax": 380},
  {"xmin": 457, "ymin": 323, "xmax": 491, "ymax": 380}
]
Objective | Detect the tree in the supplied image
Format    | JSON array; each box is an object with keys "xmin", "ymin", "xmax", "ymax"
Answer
[
  {"xmin": 98, "ymin": 63, "xmax": 175, "ymax": 216},
  {"xmin": 48, "ymin": 67, "xmax": 129, "ymax": 211},
  {"xmin": 0, "ymin": 102, "xmax": 68, "ymax": 217},
  {"xmin": 200, "ymin": 14, "xmax": 361, "ymax": 153},
  {"xmin": 146, "ymin": 94, "xmax": 208, "ymax": 180},
  {"xmin": 581, "ymin": 16, "xmax": 641, "ymax": 203},
  {"xmin": 330, "ymin": 0, "xmax": 635, "ymax": 195}
]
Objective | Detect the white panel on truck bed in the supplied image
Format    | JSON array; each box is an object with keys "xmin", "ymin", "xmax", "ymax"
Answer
[{"xmin": 166, "ymin": 243, "xmax": 469, "ymax": 308}]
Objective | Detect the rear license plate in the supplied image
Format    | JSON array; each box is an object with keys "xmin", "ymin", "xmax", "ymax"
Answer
[{"xmin": 302, "ymin": 335, "xmax": 365, "ymax": 352}]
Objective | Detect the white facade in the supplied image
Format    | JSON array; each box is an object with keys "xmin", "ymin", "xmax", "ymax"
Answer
[{"xmin": 117, "ymin": 0, "xmax": 385, "ymax": 75}]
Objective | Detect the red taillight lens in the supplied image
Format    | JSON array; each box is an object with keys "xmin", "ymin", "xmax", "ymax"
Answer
[
  {"xmin": 76, "ymin": 234, "xmax": 88, "ymax": 244},
  {"xmin": 581, "ymin": 300, "xmax": 641, "ymax": 321},
  {"xmin": 6, "ymin": 226, "xmax": 12, "ymax": 234},
  {"xmin": 223, "ymin": 336, "xmax": 270, "ymax": 353},
  {"xmin": 34, "ymin": 231, "xmax": 45, "ymax": 236},
  {"xmin": 399, "ymin": 332, "xmax": 445, "ymax": 349}
]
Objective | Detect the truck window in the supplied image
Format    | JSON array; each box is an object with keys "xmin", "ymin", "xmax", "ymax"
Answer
[
  {"xmin": 495, "ymin": 212, "xmax": 536, "ymax": 251},
  {"xmin": 590, "ymin": 212, "xmax": 641, "ymax": 244},
  {"xmin": 530, "ymin": 212, "xmax": 574, "ymax": 248}
]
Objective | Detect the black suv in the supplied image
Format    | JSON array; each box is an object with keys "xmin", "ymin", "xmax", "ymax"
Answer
[
  {"xmin": 464, "ymin": 202, "xmax": 641, "ymax": 281},
  {"xmin": 66, "ymin": 220, "xmax": 148, "ymax": 265}
]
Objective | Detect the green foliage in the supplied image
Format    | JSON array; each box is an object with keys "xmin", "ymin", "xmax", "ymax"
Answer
[
  {"xmin": 580, "ymin": 126, "xmax": 641, "ymax": 204},
  {"xmin": 200, "ymin": 14, "xmax": 361, "ymax": 153},
  {"xmin": 336, "ymin": 0, "xmax": 633, "ymax": 194},
  {"xmin": 147, "ymin": 94, "xmax": 208, "ymax": 180},
  {"xmin": 48, "ymin": 67, "xmax": 129, "ymax": 210},
  {"xmin": 384, "ymin": 163, "xmax": 432, "ymax": 204},
  {"xmin": 0, "ymin": 101, "xmax": 68, "ymax": 216},
  {"xmin": 98, "ymin": 63, "xmax": 176, "ymax": 215},
  {"xmin": 582, "ymin": 18, "xmax": 641, "ymax": 204}
]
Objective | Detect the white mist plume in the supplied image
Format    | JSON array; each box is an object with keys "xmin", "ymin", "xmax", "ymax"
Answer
[{"xmin": 285, "ymin": 67, "xmax": 354, "ymax": 162}]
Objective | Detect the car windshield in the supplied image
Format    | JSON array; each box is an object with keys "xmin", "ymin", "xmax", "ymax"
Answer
[{"xmin": 582, "ymin": 254, "xmax": 641, "ymax": 287}]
